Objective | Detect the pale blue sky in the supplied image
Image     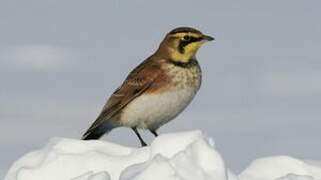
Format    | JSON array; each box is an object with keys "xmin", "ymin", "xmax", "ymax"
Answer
[{"xmin": 1, "ymin": 0, "xmax": 321, "ymax": 177}]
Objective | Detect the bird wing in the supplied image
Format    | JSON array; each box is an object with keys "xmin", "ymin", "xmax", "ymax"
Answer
[{"xmin": 84, "ymin": 59, "xmax": 163, "ymax": 134}]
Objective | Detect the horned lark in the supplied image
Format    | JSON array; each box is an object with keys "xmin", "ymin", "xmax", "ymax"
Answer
[{"xmin": 82, "ymin": 27, "xmax": 214, "ymax": 146}]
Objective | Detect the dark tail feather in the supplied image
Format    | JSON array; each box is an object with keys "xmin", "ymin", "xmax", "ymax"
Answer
[
  {"xmin": 82, "ymin": 130, "xmax": 105, "ymax": 140},
  {"xmin": 81, "ymin": 122, "xmax": 116, "ymax": 140}
]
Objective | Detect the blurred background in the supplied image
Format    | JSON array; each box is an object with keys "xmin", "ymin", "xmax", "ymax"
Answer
[{"xmin": 1, "ymin": 0, "xmax": 321, "ymax": 177}]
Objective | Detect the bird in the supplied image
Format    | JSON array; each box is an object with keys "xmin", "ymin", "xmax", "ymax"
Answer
[{"xmin": 82, "ymin": 27, "xmax": 214, "ymax": 146}]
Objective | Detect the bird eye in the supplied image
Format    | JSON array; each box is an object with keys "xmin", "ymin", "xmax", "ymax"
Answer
[{"xmin": 182, "ymin": 35, "xmax": 191, "ymax": 41}]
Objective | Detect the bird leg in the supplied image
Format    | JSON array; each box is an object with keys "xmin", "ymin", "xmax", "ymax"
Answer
[
  {"xmin": 150, "ymin": 130, "xmax": 158, "ymax": 137},
  {"xmin": 132, "ymin": 127, "xmax": 147, "ymax": 147}
]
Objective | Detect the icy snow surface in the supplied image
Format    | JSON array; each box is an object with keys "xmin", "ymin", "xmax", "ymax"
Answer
[
  {"xmin": 4, "ymin": 130, "xmax": 321, "ymax": 180},
  {"xmin": 4, "ymin": 131, "xmax": 235, "ymax": 180},
  {"xmin": 239, "ymin": 156, "xmax": 321, "ymax": 180}
]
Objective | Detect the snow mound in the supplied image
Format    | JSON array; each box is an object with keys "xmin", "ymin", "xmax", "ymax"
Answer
[
  {"xmin": 4, "ymin": 130, "xmax": 237, "ymax": 180},
  {"xmin": 4, "ymin": 130, "xmax": 321, "ymax": 180},
  {"xmin": 239, "ymin": 156, "xmax": 321, "ymax": 180}
]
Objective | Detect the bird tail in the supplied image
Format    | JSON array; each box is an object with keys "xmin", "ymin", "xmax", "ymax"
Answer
[{"xmin": 81, "ymin": 121, "xmax": 116, "ymax": 140}]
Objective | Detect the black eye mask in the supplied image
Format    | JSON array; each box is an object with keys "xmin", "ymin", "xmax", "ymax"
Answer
[{"xmin": 178, "ymin": 36, "xmax": 203, "ymax": 53}]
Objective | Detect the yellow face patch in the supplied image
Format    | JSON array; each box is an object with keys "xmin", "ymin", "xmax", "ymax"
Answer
[
  {"xmin": 169, "ymin": 41, "xmax": 205, "ymax": 62},
  {"xmin": 168, "ymin": 32, "xmax": 206, "ymax": 62}
]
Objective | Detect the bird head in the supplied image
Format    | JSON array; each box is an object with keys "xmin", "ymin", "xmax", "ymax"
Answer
[{"xmin": 157, "ymin": 27, "xmax": 214, "ymax": 63}]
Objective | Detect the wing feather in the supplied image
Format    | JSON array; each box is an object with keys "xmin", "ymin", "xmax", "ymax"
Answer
[{"xmin": 83, "ymin": 59, "xmax": 162, "ymax": 134}]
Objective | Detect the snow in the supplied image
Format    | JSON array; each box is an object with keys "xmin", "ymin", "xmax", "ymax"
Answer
[
  {"xmin": 4, "ymin": 130, "xmax": 235, "ymax": 180},
  {"xmin": 71, "ymin": 172, "xmax": 110, "ymax": 180},
  {"xmin": 239, "ymin": 156, "xmax": 321, "ymax": 180},
  {"xmin": 4, "ymin": 130, "xmax": 321, "ymax": 180},
  {"xmin": 275, "ymin": 174, "xmax": 314, "ymax": 180}
]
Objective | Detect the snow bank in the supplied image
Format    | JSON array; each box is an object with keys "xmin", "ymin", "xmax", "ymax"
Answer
[
  {"xmin": 4, "ymin": 130, "xmax": 237, "ymax": 180},
  {"xmin": 4, "ymin": 130, "xmax": 321, "ymax": 180},
  {"xmin": 239, "ymin": 156, "xmax": 321, "ymax": 180}
]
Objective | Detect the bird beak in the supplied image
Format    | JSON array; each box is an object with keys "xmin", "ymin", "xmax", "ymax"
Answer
[{"xmin": 202, "ymin": 35, "xmax": 215, "ymax": 41}]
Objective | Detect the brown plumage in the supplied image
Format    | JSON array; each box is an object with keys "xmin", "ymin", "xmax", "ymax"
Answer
[{"xmin": 82, "ymin": 27, "xmax": 214, "ymax": 146}]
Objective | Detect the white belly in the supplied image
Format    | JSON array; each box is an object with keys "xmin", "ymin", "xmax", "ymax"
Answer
[{"xmin": 120, "ymin": 86, "xmax": 198, "ymax": 130}]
